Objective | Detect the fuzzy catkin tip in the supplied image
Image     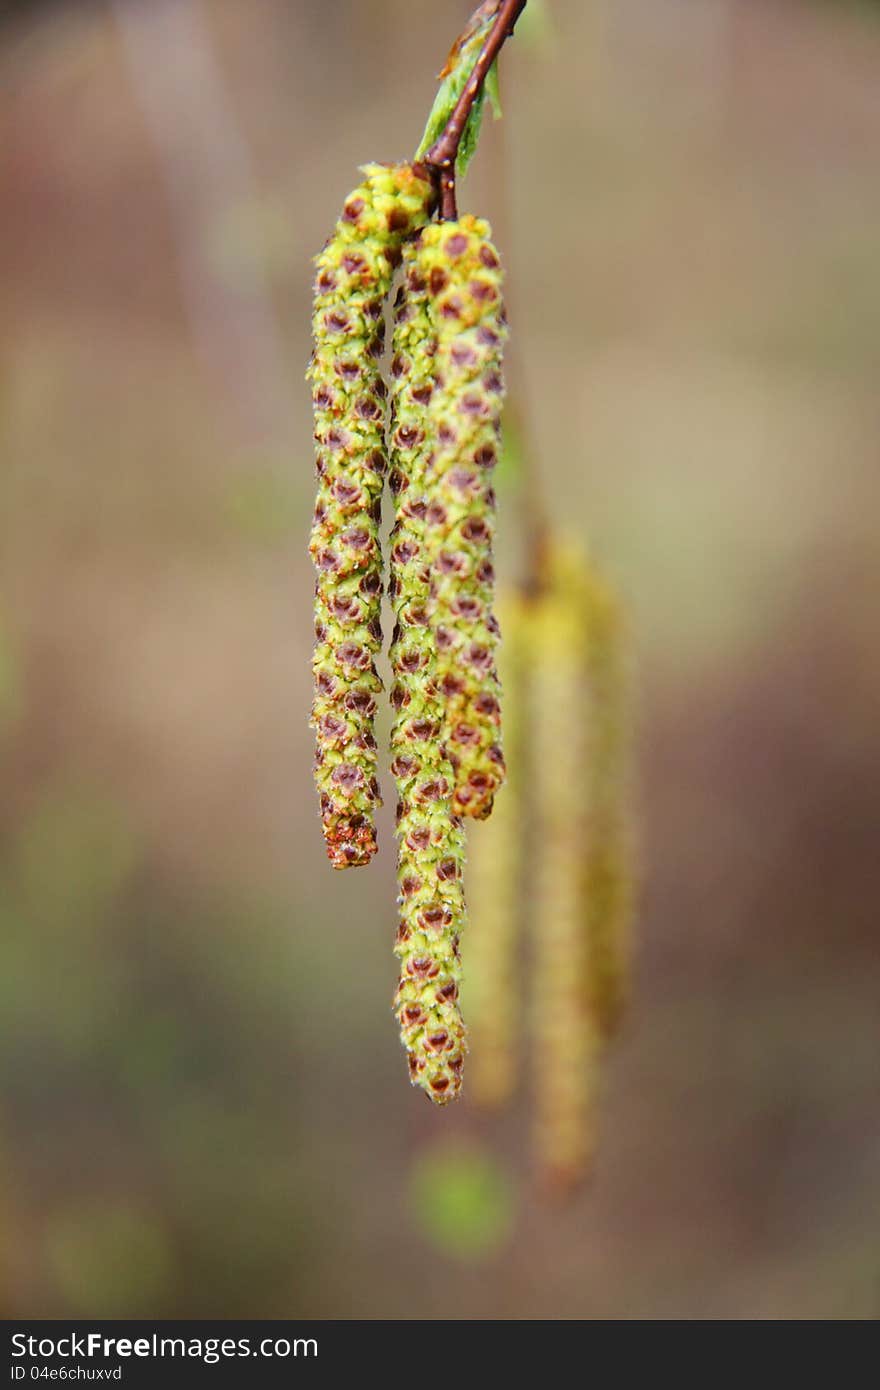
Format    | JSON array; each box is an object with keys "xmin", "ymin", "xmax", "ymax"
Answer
[{"xmin": 309, "ymin": 163, "xmax": 434, "ymax": 869}]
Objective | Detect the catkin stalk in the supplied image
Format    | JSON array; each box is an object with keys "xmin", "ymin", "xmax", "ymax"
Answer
[
  {"xmin": 390, "ymin": 237, "xmax": 467, "ymax": 1104},
  {"xmin": 309, "ymin": 163, "xmax": 434, "ymax": 868},
  {"xmin": 416, "ymin": 216, "xmax": 507, "ymax": 820}
]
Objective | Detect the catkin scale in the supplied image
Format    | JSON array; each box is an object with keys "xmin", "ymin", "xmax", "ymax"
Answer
[
  {"xmin": 309, "ymin": 163, "xmax": 434, "ymax": 868},
  {"xmin": 390, "ymin": 238, "xmax": 468, "ymax": 1104},
  {"xmin": 414, "ymin": 217, "xmax": 507, "ymax": 821},
  {"xmin": 462, "ymin": 590, "xmax": 528, "ymax": 1108}
]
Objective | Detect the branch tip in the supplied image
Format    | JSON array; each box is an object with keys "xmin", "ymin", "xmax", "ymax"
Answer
[{"xmin": 421, "ymin": 0, "xmax": 527, "ymax": 219}]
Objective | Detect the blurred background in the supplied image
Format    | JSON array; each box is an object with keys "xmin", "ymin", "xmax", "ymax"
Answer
[{"xmin": 1, "ymin": 0, "xmax": 879, "ymax": 1319}]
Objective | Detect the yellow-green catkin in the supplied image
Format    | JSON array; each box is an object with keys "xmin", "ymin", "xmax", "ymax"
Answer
[
  {"xmin": 390, "ymin": 237, "xmax": 467, "ymax": 1104},
  {"xmin": 414, "ymin": 216, "xmax": 507, "ymax": 821},
  {"xmin": 309, "ymin": 163, "xmax": 434, "ymax": 869},
  {"xmin": 462, "ymin": 589, "xmax": 528, "ymax": 1108},
  {"xmin": 583, "ymin": 576, "xmax": 633, "ymax": 1040},
  {"xmin": 530, "ymin": 550, "xmax": 600, "ymax": 1193}
]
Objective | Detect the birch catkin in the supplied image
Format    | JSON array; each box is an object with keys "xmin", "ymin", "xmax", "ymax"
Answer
[
  {"xmin": 583, "ymin": 578, "xmax": 633, "ymax": 1040},
  {"xmin": 531, "ymin": 556, "xmax": 599, "ymax": 1191},
  {"xmin": 390, "ymin": 237, "xmax": 467, "ymax": 1103},
  {"xmin": 417, "ymin": 217, "xmax": 507, "ymax": 821},
  {"xmin": 300, "ymin": 7, "xmax": 637, "ymax": 1126},
  {"xmin": 463, "ymin": 590, "xmax": 528, "ymax": 1108},
  {"xmin": 309, "ymin": 163, "xmax": 434, "ymax": 869}
]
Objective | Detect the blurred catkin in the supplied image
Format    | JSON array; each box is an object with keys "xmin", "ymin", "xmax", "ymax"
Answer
[
  {"xmin": 308, "ymin": 163, "xmax": 434, "ymax": 869},
  {"xmin": 415, "ymin": 216, "xmax": 507, "ymax": 820},
  {"xmin": 583, "ymin": 577, "xmax": 633, "ymax": 1039},
  {"xmin": 463, "ymin": 589, "xmax": 528, "ymax": 1107},
  {"xmin": 390, "ymin": 237, "xmax": 467, "ymax": 1104},
  {"xmin": 530, "ymin": 555, "xmax": 600, "ymax": 1192}
]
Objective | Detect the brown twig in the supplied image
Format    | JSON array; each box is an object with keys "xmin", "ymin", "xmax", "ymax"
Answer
[{"xmin": 421, "ymin": 0, "xmax": 528, "ymax": 220}]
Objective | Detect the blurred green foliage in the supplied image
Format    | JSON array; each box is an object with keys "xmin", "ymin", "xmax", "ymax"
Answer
[
  {"xmin": 0, "ymin": 775, "xmax": 320, "ymax": 1314},
  {"xmin": 408, "ymin": 1143, "xmax": 514, "ymax": 1261}
]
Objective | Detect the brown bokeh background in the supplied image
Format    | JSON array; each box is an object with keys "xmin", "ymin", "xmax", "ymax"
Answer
[{"xmin": 1, "ymin": 0, "xmax": 878, "ymax": 1318}]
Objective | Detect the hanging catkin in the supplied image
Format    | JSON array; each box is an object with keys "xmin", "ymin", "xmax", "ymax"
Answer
[
  {"xmin": 463, "ymin": 589, "xmax": 528, "ymax": 1108},
  {"xmin": 301, "ymin": 4, "xmax": 639, "ymax": 1126},
  {"xmin": 583, "ymin": 576, "xmax": 633, "ymax": 1040},
  {"xmin": 530, "ymin": 548, "xmax": 600, "ymax": 1192},
  {"xmin": 416, "ymin": 217, "xmax": 507, "ymax": 821},
  {"xmin": 390, "ymin": 236, "xmax": 468, "ymax": 1103},
  {"xmin": 309, "ymin": 163, "xmax": 434, "ymax": 868}
]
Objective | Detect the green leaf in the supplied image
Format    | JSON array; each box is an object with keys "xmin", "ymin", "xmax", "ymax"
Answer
[
  {"xmin": 415, "ymin": 12, "xmax": 501, "ymax": 178},
  {"xmin": 456, "ymin": 88, "xmax": 486, "ymax": 178},
  {"xmin": 485, "ymin": 59, "xmax": 502, "ymax": 119}
]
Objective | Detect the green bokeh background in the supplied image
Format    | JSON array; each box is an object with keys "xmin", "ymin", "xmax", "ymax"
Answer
[{"xmin": 1, "ymin": 0, "xmax": 878, "ymax": 1318}]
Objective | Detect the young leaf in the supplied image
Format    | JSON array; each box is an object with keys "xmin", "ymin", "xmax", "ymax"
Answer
[
  {"xmin": 485, "ymin": 59, "xmax": 502, "ymax": 120},
  {"xmin": 415, "ymin": 6, "xmax": 499, "ymax": 175},
  {"xmin": 457, "ymin": 88, "xmax": 486, "ymax": 178}
]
